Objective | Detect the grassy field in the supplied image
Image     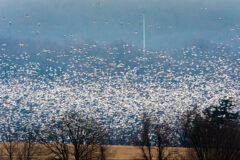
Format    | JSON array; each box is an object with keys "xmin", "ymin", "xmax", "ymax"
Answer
[{"xmin": 0, "ymin": 144, "xmax": 191, "ymax": 160}]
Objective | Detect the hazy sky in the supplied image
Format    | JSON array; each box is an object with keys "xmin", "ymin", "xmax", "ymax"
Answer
[{"xmin": 1, "ymin": 0, "xmax": 240, "ymax": 49}]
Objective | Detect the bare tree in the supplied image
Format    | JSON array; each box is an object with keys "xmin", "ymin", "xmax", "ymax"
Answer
[
  {"xmin": 154, "ymin": 124, "xmax": 171, "ymax": 160},
  {"xmin": 64, "ymin": 111, "xmax": 107, "ymax": 160},
  {"xmin": 178, "ymin": 105, "xmax": 199, "ymax": 148},
  {"xmin": 37, "ymin": 117, "xmax": 70, "ymax": 160},
  {"xmin": 133, "ymin": 113, "xmax": 172, "ymax": 160},
  {"xmin": 138, "ymin": 113, "xmax": 152, "ymax": 160},
  {"xmin": 17, "ymin": 126, "xmax": 40, "ymax": 160},
  {"xmin": 99, "ymin": 145, "xmax": 106, "ymax": 160},
  {"xmin": 1, "ymin": 126, "xmax": 18, "ymax": 160},
  {"xmin": 37, "ymin": 111, "xmax": 107, "ymax": 160}
]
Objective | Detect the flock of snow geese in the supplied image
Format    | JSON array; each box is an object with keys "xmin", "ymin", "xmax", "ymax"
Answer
[
  {"xmin": 0, "ymin": 41, "xmax": 239, "ymax": 136},
  {"xmin": 0, "ymin": 10, "xmax": 239, "ymax": 139}
]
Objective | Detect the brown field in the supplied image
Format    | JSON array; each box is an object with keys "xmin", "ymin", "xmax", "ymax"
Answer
[
  {"xmin": 0, "ymin": 144, "xmax": 191, "ymax": 160},
  {"xmin": 103, "ymin": 146, "xmax": 190, "ymax": 160}
]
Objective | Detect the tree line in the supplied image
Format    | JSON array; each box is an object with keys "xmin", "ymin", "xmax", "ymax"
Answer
[
  {"xmin": 132, "ymin": 97, "xmax": 240, "ymax": 160},
  {"xmin": 0, "ymin": 97, "xmax": 239, "ymax": 160}
]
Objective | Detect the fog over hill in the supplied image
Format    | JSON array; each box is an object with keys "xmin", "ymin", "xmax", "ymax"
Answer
[{"xmin": 1, "ymin": 0, "xmax": 240, "ymax": 49}]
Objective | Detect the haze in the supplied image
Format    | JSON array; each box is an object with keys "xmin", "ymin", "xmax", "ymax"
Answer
[{"xmin": 0, "ymin": 0, "xmax": 240, "ymax": 49}]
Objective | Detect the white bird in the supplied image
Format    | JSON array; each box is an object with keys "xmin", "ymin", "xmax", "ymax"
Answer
[{"xmin": 18, "ymin": 43, "xmax": 24, "ymax": 48}]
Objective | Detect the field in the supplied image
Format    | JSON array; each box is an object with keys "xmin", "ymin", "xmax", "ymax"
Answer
[
  {"xmin": 0, "ymin": 144, "xmax": 191, "ymax": 160},
  {"xmin": 103, "ymin": 146, "xmax": 190, "ymax": 160}
]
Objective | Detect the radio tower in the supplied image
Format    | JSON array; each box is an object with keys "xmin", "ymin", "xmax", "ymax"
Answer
[
  {"xmin": 142, "ymin": 11, "xmax": 147, "ymax": 71},
  {"xmin": 143, "ymin": 13, "xmax": 146, "ymax": 55}
]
